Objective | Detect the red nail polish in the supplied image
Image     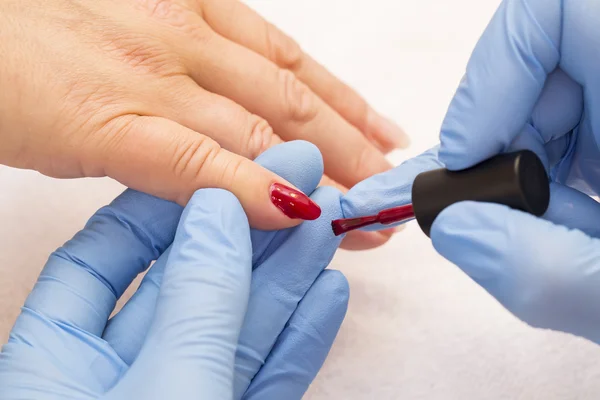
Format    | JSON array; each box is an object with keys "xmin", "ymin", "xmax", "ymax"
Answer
[{"xmin": 270, "ymin": 183, "xmax": 321, "ymax": 220}]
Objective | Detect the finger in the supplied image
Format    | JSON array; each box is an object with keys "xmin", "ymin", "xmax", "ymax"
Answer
[
  {"xmin": 502, "ymin": 68, "xmax": 582, "ymax": 170},
  {"xmin": 243, "ymin": 270, "xmax": 349, "ymax": 400},
  {"xmin": 254, "ymin": 145, "xmax": 397, "ymax": 255},
  {"xmin": 107, "ymin": 181, "xmax": 343, "ymax": 399},
  {"xmin": 112, "ymin": 190, "xmax": 252, "ymax": 399},
  {"xmin": 162, "ymin": 77, "xmax": 284, "ymax": 160},
  {"xmin": 11, "ymin": 190, "xmax": 181, "ymax": 337},
  {"xmin": 317, "ymin": 174, "xmax": 397, "ymax": 249},
  {"xmin": 430, "ymin": 199, "xmax": 600, "ymax": 344},
  {"xmin": 103, "ymin": 248, "xmax": 171, "ymax": 365},
  {"xmin": 340, "ymin": 146, "xmax": 444, "ymax": 231},
  {"xmin": 183, "ymin": 33, "xmax": 392, "ymax": 188},
  {"xmin": 529, "ymin": 69, "xmax": 583, "ymax": 147},
  {"xmin": 234, "ymin": 186, "xmax": 343, "ymax": 398},
  {"xmin": 438, "ymin": 0, "xmax": 562, "ymax": 170},
  {"xmin": 543, "ymin": 183, "xmax": 600, "ymax": 239},
  {"xmin": 103, "ymin": 140, "xmax": 326, "ymax": 363},
  {"xmin": 97, "ymin": 116, "xmax": 320, "ymax": 229},
  {"xmin": 200, "ymin": 0, "xmax": 409, "ymax": 151},
  {"xmin": 249, "ymin": 141, "xmax": 325, "ymax": 263},
  {"xmin": 339, "ymin": 228, "xmax": 396, "ymax": 251}
]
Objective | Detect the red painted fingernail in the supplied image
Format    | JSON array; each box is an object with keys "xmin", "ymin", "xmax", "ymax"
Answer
[{"xmin": 270, "ymin": 183, "xmax": 321, "ymax": 220}]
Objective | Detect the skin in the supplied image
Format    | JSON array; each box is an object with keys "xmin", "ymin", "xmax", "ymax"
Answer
[{"xmin": 0, "ymin": 0, "xmax": 408, "ymax": 248}]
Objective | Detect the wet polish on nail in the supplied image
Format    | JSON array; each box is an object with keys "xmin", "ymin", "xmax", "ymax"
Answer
[{"xmin": 270, "ymin": 183, "xmax": 321, "ymax": 220}]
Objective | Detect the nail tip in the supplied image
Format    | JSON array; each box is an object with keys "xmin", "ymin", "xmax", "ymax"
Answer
[{"xmin": 308, "ymin": 208, "xmax": 322, "ymax": 221}]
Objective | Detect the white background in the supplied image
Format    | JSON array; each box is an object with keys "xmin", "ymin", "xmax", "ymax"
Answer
[{"xmin": 1, "ymin": 0, "xmax": 600, "ymax": 398}]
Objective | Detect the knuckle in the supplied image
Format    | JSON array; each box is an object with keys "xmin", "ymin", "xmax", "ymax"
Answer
[
  {"xmin": 170, "ymin": 135, "xmax": 249, "ymax": 190},
  {"xmin": 171, "ymin": 135, "xmax": 220, "ymax": 182},
  {"xmin": 180, "ymin": 22, "xmax": 214, "ymax": 47},
  {"xmin": 114, "ymin": 1, "xmax": 201, "ymax": 76},
  {"xmin": 265, "ymin": 23, "xmax": 304, "ymax": 71},
  {"xmin": 278, "ymin": 69, "xmax": 318, "ymax": 123},
  {"xmin": 244, "ymin": 115, "xmax": 276, "ymax": 159},
  {"xmin": 134, "ymin": 0, "xmax": 213, "ymax": 45},
  {"xmin": 219, "ymin": 156, "xmax": 245, "ymax": 187},
  {"xmin": 100, "ymin": 33, "xmax": 183, "ymax": 76},
  {"xmin": 136, "ymin": 0, "xmax": 173, "ymax": 18}
]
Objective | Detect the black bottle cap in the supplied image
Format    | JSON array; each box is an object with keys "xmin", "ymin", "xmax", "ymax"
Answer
[{"xmin": 411, "ymin": 150, "xmax": 550, "ymax": 237}]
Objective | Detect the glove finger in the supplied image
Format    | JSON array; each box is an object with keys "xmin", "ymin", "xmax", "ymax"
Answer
[
  {"xmin": 339, "ymin": 146, "xmax": 443, "ymax": 231},
  {"xmin": 250, "ymin": 141, "xmax": 323, "ymax": 265},
  {"xmin": 233, "ymin": 186, "xmax": 343, "ymax": 398},
  {"xmin": 438, "ymin": 0, "xmax": 561, "ymax": 170},
  {"xmin": 528, "ymin": 68, "xmax": 582, "ymax": 148},
  {"xmin": 109, "ymin": 190, "xmax": 251, "ymax": 400},
  {"xmin": 242, "ymin": 270, "xmax": 349, "ymax": 400},
  {"xmin": 431, "ymin": 200, "xmax": 600, "ymax": 344},
  {"xmin": 544, "ymin": 183, "xmax": 600, "ymax": 239},
  {"xmin": 102, "ymin": 248, "xmax": 171, "ymax": 365},
  {"xmin": 105, "ymin": 188, "xmax": 342, "ymax": 381},
  {"xmin": 19, "ymin": 190, "xmax": 181, "ymax": 336},
  {"xmin": 504, "ymin": 68, "xmax": 582, "ymax": 170},
  {"xmin": 103, "ymin": 140, "xmax": 325, "ymax": 363}
]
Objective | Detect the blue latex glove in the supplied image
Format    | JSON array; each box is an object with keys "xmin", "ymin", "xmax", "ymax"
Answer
[
  {"xmin": 0, "ymin": 141, "xmax": 348, "ymax": 399},
  {"xmin": 343, "ymin": 0, "xmax": 600, "ymax": 345}
]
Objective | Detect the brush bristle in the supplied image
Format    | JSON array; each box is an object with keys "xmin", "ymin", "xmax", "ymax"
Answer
[
  {"xmin": 331, "ymin": 219, "xmax": 349, "ymax": 236},
  {"xmin": 331, "ymin": 217, "xmax": 377, "ymax": 236}
]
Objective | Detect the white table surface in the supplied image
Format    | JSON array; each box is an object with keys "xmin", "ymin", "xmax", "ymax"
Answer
[{"xmin": 2, "ymin": 1, "xmax": 600, "ymax": 398}]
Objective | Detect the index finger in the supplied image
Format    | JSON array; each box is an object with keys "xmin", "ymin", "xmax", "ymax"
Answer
[{"xmin": 438, "ymin": 0, "xmax": 561, "ymax": 170}]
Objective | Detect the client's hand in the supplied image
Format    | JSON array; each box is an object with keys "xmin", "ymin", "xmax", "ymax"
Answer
[{"xmin": 0, "ymin": 0, "xmax": 407, "ymax": 232}]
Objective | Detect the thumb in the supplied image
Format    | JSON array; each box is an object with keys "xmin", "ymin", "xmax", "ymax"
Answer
[
  {"xmin": 431, "ymin": 200, "xmax": 600, "ymax": 344},
  {"xmin": 107, "ymin": 189, "xmax": 252, "ymax": 399},
  {"xmin": 95, "ymin": 116, "xmax": 321, "ymax": 230}
]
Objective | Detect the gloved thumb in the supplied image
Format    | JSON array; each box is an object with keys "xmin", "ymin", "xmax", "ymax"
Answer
[
  {"xmin": 431, "ymin": 200, "xmax": 600, "ymax": 344},
  {"xmin": 106, "ymin": 189, "xmax": 252, "ymax": 399}
]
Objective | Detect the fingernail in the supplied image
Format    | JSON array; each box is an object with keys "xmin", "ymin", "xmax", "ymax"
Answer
[
  {"xmin": 367, "ymin": 109, "xmax": 411, "ymax": 150},
  {"xmin": 270, "ymin": 183, "xmax": 321, "ymax": 220}
]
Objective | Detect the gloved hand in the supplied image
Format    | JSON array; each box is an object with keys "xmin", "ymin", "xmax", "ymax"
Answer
[
  {"xmin": 342, "ymin": 0, "xmax": 600, "ymax": 345},
  {"xmin": 0, "ymin": 141, "xmax": 348, "ymax": 399}
]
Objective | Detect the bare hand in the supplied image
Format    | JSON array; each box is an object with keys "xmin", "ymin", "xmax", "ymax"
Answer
[{"xmin": 0, "ymin": 0, "xmax": 408, "ymax": 241}]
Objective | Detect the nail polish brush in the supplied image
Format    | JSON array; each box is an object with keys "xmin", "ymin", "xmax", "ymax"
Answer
[{"xmin": 332, "ymin": 150, "xmax": 550, "ymax": 237}]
